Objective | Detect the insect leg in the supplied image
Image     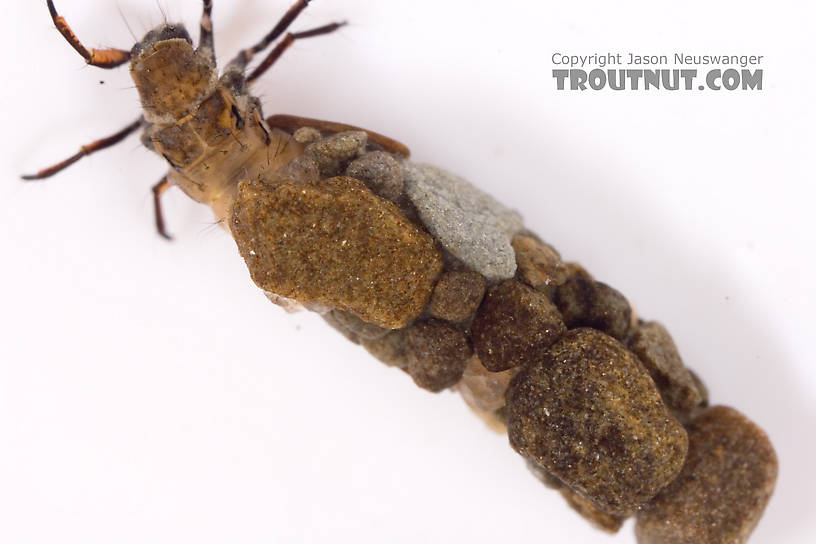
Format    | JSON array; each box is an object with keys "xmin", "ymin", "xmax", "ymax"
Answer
[
  {"xmin": 46, "ymin": 0, "xmax": 131, "ymax": 68},
  {"xmin": 197, "ymin": 0, "xmax": 215, "ymax": 64},
  {"xmin": 152, "ymin": 176, "xmax": 174, "ymax": 241},
  {"xmin": 21, "ymin": 118, "xmax": 143, "ymax": 180},
  {"xmin": 246, "ymin": 22, "xmax": 346, "ymax": 84},
  {"xmin": 225, "ymin": 0, "xmax": 310, "ymax": 71}
]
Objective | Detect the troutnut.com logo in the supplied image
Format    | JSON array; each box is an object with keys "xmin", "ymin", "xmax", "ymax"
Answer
[{"xmin": 552, "ymin": 53, "xmax": 764, "ymax": 91}]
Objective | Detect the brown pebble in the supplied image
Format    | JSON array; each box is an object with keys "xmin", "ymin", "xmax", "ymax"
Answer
[
  {"xmin": 403, "ymin": 319, "xmax": 472, "ymax": 392},
  {"xmin": 560, "ymin": 486, "xmax": 626, "ymax": 533},
  {"xmin": 629, "ymin": 321, "xmax": 703, "ymax": 415},
  {"xmin": 457, "ymin": 355, "xmax": 517, "ymax": 412},
  {"xmin": 565, "ymin": 261, "xmax": 593, "ymax": 280},
  {"xmin": 471, "ymin": 280, "xmax": 566, "ymax": 372},
  {"xmin": 507, "ymin": 328, "xmax": 688, "ymax": 515},
  {"xmin": 231, "ymin": 176, "xmax": 442, "ymax": 329},
  {"xmin": 345, "ymin": 150, "xmax": 405, "ymax": 202},
  {"xmin": 554, "ymin": 276, "xmax": 632, "ymax": 341},
  {"xmin": 526, "ymin": 461, "xmax": 626, "ymax": 533},
  {"xmin": 636, "ymin": 406, "xmax": 778, "ymax": 544},
  {"xmin": 512, "ymin": 235, "xmax": 570, "ymax": 289},
  {"xmin": 427, "ymin": 270, "xmax": 486, "ymax": 323}
]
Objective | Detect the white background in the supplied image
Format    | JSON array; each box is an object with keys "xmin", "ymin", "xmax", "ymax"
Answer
[{"xmin": 2, "ymin": 1, "xmax": 814, "ymax": 543}]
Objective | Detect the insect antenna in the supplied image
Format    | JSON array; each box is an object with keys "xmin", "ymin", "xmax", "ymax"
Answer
[
  {"xmin": 47, "ymin": 0, "xmax": 132, "ymax": 68},
  {"xmin": 21, "ymin": 118, "xmax": 143, "ymax": 180}
]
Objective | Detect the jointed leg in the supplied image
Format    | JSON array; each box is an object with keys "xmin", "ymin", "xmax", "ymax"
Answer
[
  {"xmin": 197, "ymin": 0, "xmax": 215, "ymax": 63},
  {"xmin": 247, "ymin": 22, "xmax": 346, "ymax": 84},
  {"xmin": 47, "ymin": 0, "xmax": 131, "ymax": 68},
  {"xmin": 226, "ymin": 0, "xmax": 310, "ymax": 71},
  {"xmin": 21, "ymin": 118, "xmax": 143, "ymax": 180},
  {"xmin": 152, "ymin": 177, "xmax": 174, "ymax": 240}
]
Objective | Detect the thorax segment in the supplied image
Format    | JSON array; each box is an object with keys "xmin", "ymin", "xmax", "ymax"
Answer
[{"xmin": 147, "ymin": 85, "xmax": 305, "ymax": 223}]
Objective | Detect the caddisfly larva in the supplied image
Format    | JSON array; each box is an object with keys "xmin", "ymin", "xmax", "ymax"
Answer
[{"xmin": 23, "ymin": 2, "xmax": 777, "ymax": 543}]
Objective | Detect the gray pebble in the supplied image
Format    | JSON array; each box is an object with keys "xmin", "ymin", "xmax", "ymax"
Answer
[
  {"xmin": 402, "ymin": 162, "xmax": 523, "ymax": 281},
  {"xmin": 292, "ymin": 126, "xmax": 322, "ymax": 144},
  {"xmin": 345, "ymin": 151, "xmax": 404, "ymax": 202},
  {"xmin": 305, "ymin": 131, "xmax": 368, "ymax": 177}
]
